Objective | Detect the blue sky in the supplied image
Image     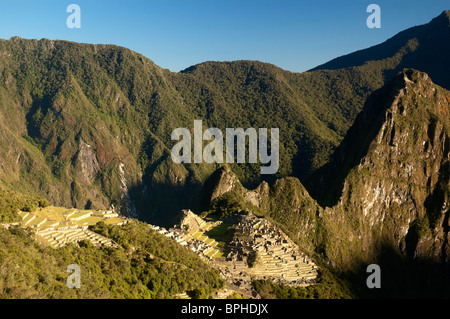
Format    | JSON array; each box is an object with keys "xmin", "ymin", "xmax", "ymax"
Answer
[{"xmin": 0, "ymin": 0, "xmax": 448, "ymax": 72}]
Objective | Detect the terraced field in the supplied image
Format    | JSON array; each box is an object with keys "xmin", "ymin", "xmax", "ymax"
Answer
[
  {"xmin": 36, "ymin": 227, "xmax": 119, "ymax": 249},
  {"xmin": 15, "ymin": 206, "xmax": 129, "ymax": 248},
  {"xmin": 249, "ymin": 249, "xmax": 318, "ymax": 285},
  {"xmin": 184, "ymin": 222, "xmax": 226, "ymax": 259}
]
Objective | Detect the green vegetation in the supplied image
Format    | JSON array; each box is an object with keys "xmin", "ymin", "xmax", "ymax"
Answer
[
  {"xmin": 247, "ymin": 252, "xmax": 257, "ymax": 268},
  {"xmin": 0, "ymin": 187, "xmax": 49, "ymax": 222},
  {"xmin": 0, "ymin": 35, "xmax": 392, "ymax": 225},
  {"xmin": 2, "ymin": 13, "xmax": 449, "ymax": 224},
  {"xmin": 204, "ymin": 219, "xmax": 235, "ymax": 250},
  {"xmin": 1, "ymin": 11, "xmax": 450, "ymax": 299},
  {"xmin": 0, "ymin": 220, "xmax": 223, "ymax": 298},
  {"xmin": 210, "ymin": 192, "xmax": 247, "ymax": 218}
]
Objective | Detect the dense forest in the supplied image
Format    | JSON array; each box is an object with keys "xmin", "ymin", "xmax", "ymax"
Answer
[{"xmin": 0, "ymin": 220, "xmax": 223, "ymax": 298}]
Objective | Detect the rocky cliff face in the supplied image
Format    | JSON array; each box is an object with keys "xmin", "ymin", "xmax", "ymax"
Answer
[
  {"xmin": 323, "ymin": 69, "xmax": 449, "ymax": 266},
  {"xmin": 199, "ymin": 70, "xmax": 449, "ymax": 283}
]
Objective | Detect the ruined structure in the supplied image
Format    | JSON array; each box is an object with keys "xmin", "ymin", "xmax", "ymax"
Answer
[
  {"xmin": 5, "ymin": 207, "xmax": 130, "ymax": 249},
  {"xmin": 152, "ymin": 209, "xmax": 318, "ymax": 298},
  {"xmin": 225, "ymin": 213, "xmax": 318, "ymax": 286}
]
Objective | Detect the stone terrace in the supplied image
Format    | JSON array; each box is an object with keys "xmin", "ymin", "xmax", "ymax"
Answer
[
  {"xmin": 152, "ymin": 210, "xmax": 318, "ymax": 298},
  {"xmin": 9, "ymin": 207, "xmax": 129, "ymax": 249},
  {"xmin": 231, "ymin": 213, "xmax": 318, "ymax": 286}
]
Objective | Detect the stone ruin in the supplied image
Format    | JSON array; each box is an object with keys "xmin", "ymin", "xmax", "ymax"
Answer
[
  {"xmin": 177, "ymin": 209, "xmax": 206, "ymax": 232},
  {"xmin": 219, "ymin": 212, "xmax": 318, "ymax": 287},
  {"xmin": 148, "ymin": 209, "xmax": 319, "ymax": 298}
]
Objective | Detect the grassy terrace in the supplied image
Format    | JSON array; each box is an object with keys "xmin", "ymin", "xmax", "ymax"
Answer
[
  {"xmin": 10, "ymin": 206, "xmax": 130, "ymax": 249},
  {"xmin": 185, "ymin": 219, "xmax": 231, "ymax": 259},
  {"xmin": 67, "ymin": 210, "xmax": 92, "ymax": 220},
  {"xmin": 37, "ymin": 207, "xmax": 69, "ymax": 221},
  {"xmin": 17, "ymin": 206, "xmax": 127, "ymax": 230},
  {"xmin": 204, "ymin": 219, "xmax": 235, "ymax": 251}
]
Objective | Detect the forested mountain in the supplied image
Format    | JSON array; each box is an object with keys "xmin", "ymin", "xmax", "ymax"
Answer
[
  {"xmin": 1, "ymin": 11, "xmax": 449, "ymax": 226},
  {"xmin": 312, "ymin": 11, "xmax": 450, "ymax": 90},
  {"xmin": 0, "ymin": 38, "xmax": 376, "ymax": 225},
  {"xmin": 0, "ymin": 10, "xmax": 449, "ymax": 299}
]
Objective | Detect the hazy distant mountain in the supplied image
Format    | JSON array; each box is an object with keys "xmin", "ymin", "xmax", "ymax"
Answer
[{"xmin": 311, "ymin": 10, "xmax": 450, "ymax": 90}]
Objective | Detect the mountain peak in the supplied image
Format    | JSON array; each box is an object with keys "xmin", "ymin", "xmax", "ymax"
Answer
[
  {"xmin": 308, "ymin": 68, "xmax": 449, "ymax": 206},
  {"xmin": 428, "ymin": 10, "xmax": 450, "ymax": 27},
  {"xmin": 395, "ymin": 68, "xmax": 431, "ymax": 87},
  {"xmin": 440, "ymin": 10, "xmax": 450, "ymax": 21},
  {"xmin": 310, "ymin": 10, "xmax": 450, "ymax": 90}
]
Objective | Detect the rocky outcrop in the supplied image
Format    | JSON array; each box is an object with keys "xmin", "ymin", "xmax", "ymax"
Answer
[
  {"xmin": 198, "ymin": 165, "xmax": 322, "ymax": 256},
  {"xmin": 77, "ymin": 139, "xmax": 100, "ymax": 185},
  {"xmin": 177, "ymin": 209, "xmax": 205, "ymax": 231},
  {"xmin": 195, "ymin": 165, "xmax": 246, "ymax": 212},
  {"xmin": 207, "ymin": 166, "xmax": 242, "ymax": 202},
  {"xmin": 321, "ymin": 70, "xmax": 450, "ymax": 266},
  {"xmin": 199, "ymin": 70, "xmax": 449, "ymax": 278}
]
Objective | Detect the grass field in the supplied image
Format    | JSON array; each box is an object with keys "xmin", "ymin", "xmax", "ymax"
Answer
[
  {"xmin": 204, "ymin": 220, "xmax": 234, "ymax": 250},
  {"xmin": 18, "ymin": 206, "xmax": 127, "ymax": 230},
  {"xmin": 183, "ymin": 221, "xmax": 231, "ymax": 259},
  {"xmin": 36, "ymin": 207, "xmax": 70, "ymax": 221}
]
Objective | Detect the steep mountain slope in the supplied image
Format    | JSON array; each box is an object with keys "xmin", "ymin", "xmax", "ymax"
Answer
[
  {"xmin": 315, "ymin": 69, "xmax": 449, "ymax": 297},
  {"xmin": 0, "ymin": 37, "xmax": 214, "ymax": 225},
  {"xmin": 0, "ymin": 11, "xmax": 449, "ymax": 227},
  {"xmin": 316, "ymin": 69, "xmax": 449, "ymax": 263},
  {"xmin": 198, "ymin": 70, "xmax": 449, "ymax": 297},
  {"xmin": 172, "ymin": 60, "xmax": 382, "ymax": 177},
  {"xmin": 0, "ymin": 38, "xmax": 381, "ymax": 225},
  {"xmin": 312, "ymin": 11, "xmax": 450, "ymax": 90}
]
